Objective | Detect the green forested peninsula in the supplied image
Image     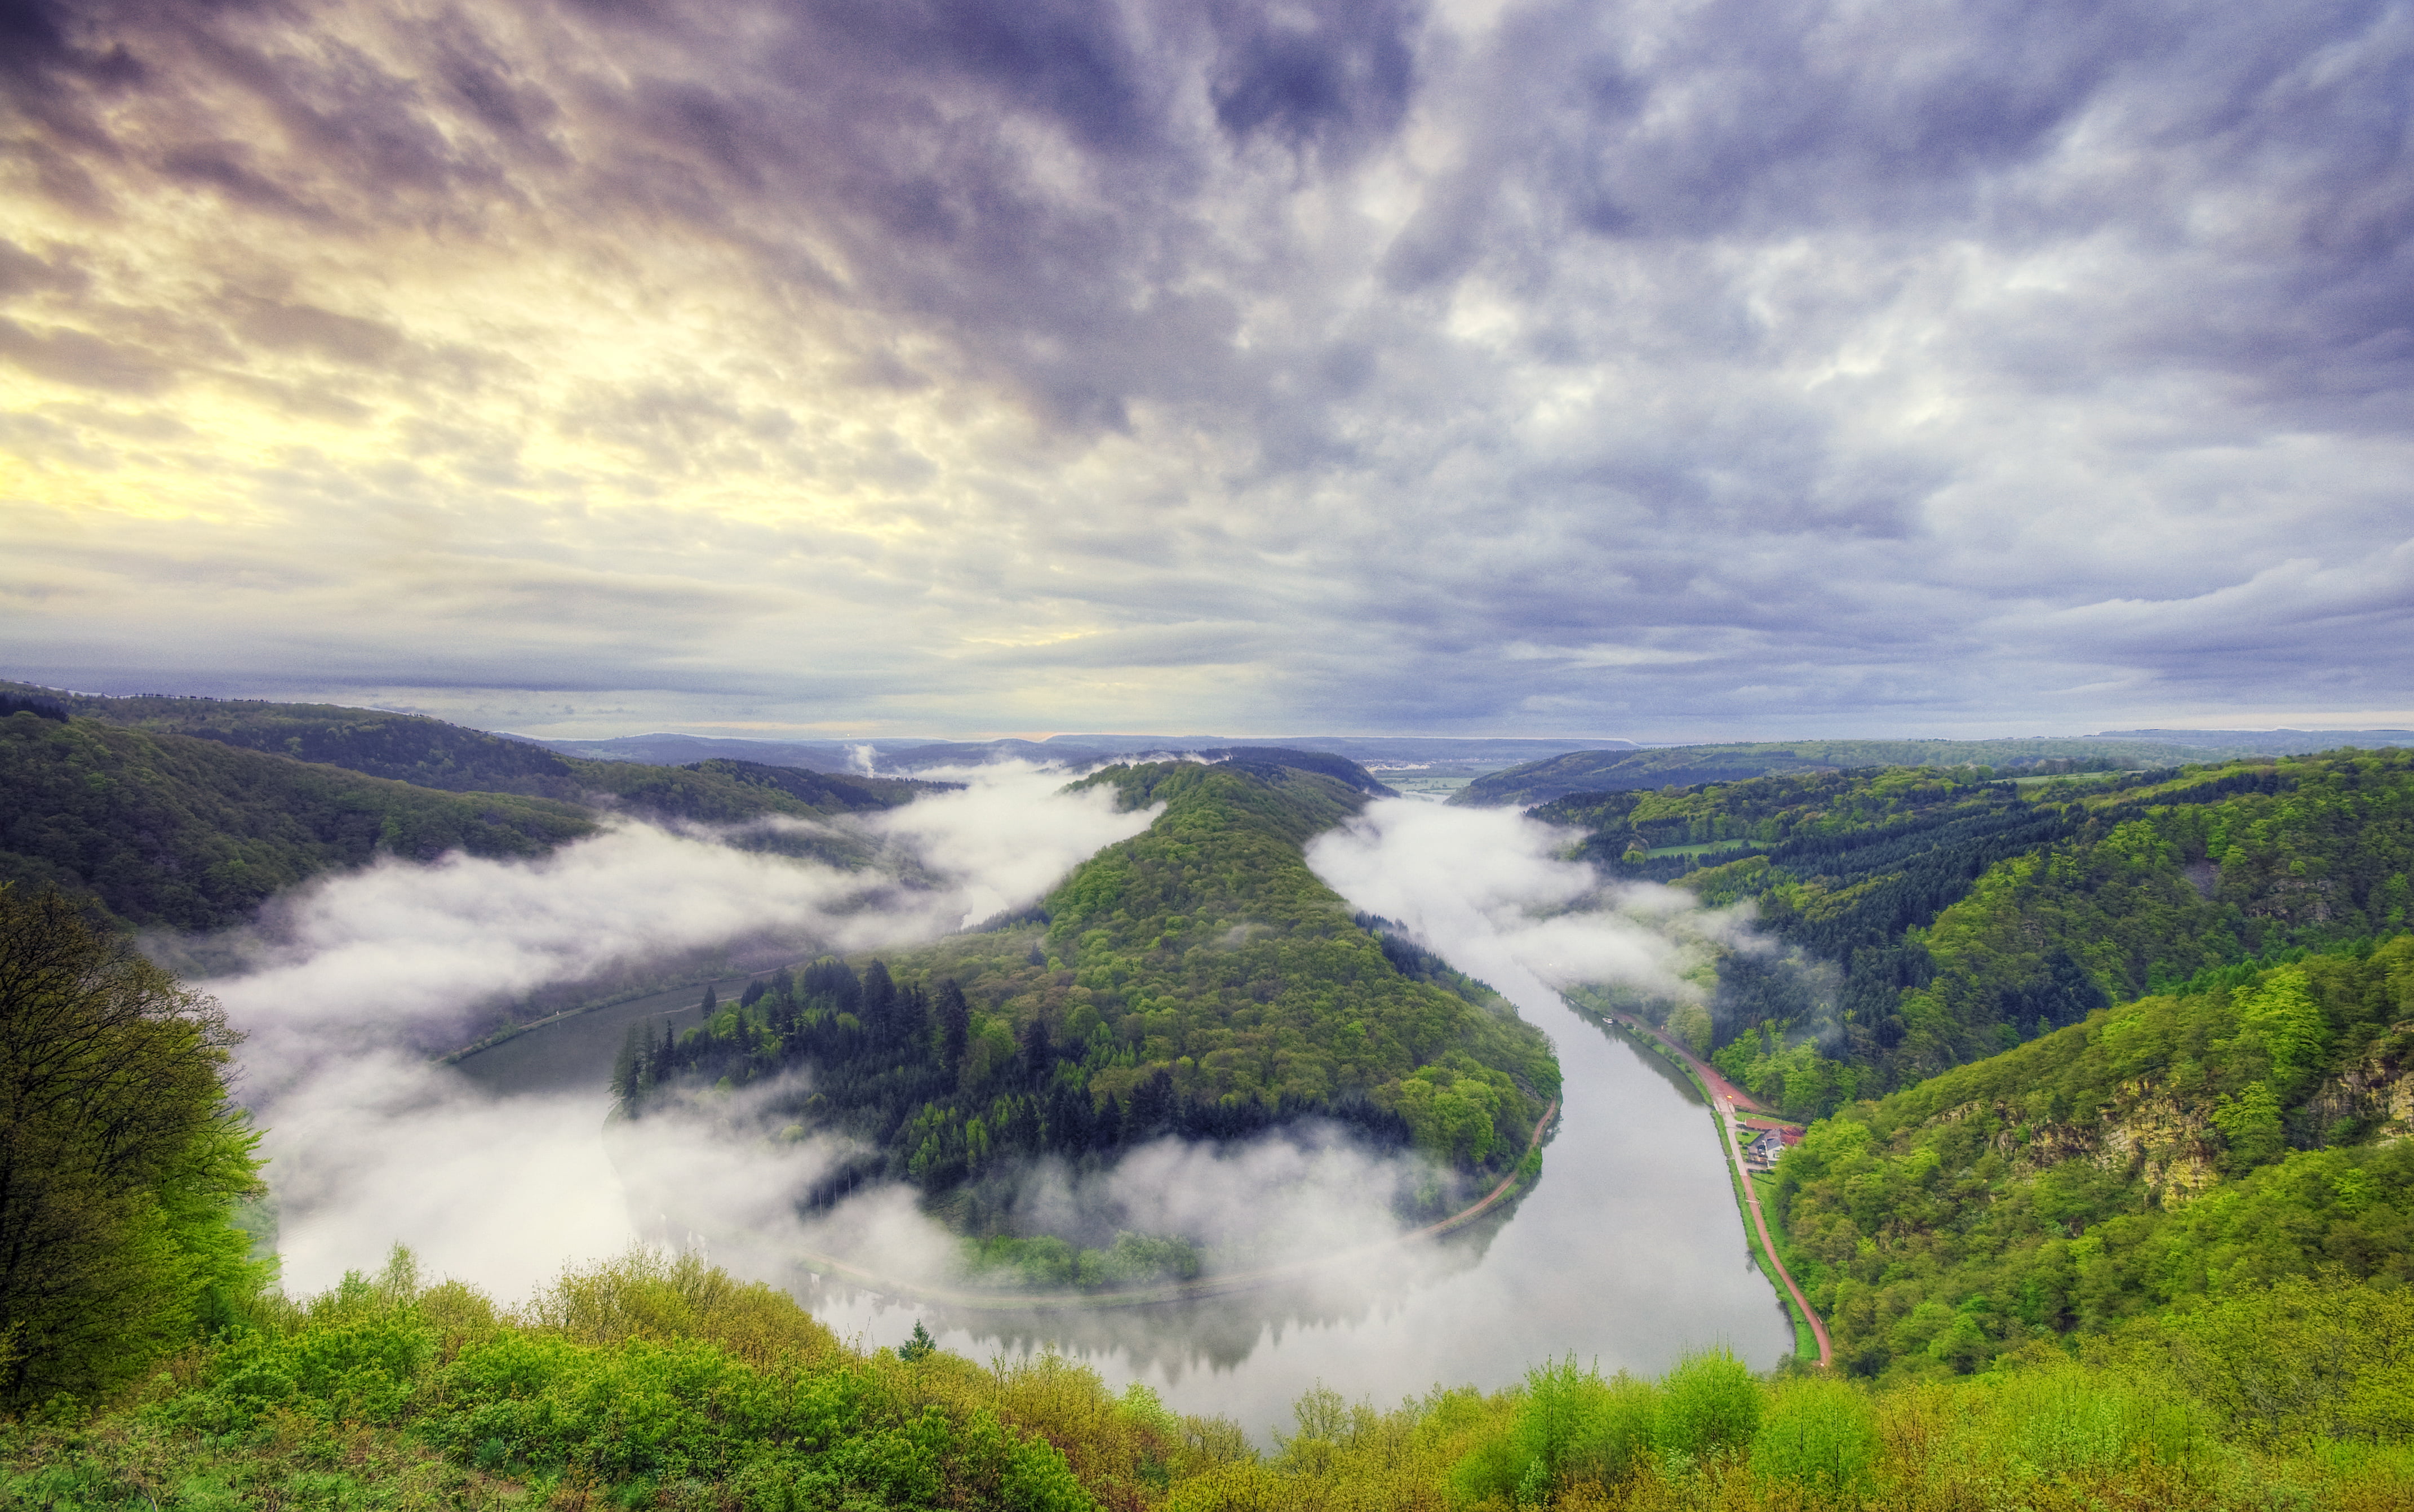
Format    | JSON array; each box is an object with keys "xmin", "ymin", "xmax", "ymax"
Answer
[
  {"xmin": 0, "ymin": 697, "xmax": 932, "ymax": 931},
  {"xmin": 1451, "ymin": 736, "xmax": 2229, "ymax": 807},
  {"xmin": 1772, "ymin": 939, "xmax": 2414, "ymax": 1382},
  {"xmin": 622, "ymin": 757, "xmax": 1559, "ymax": 1239},
  {"xmin": 1551, "ymin": 750, "xmax": 2414, "ymax": 1117}
]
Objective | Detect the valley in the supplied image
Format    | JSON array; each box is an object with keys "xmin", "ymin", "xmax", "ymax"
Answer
[{"xmin": 5, "ymin": 688, "xmax": 2412, "ymax": 1507}]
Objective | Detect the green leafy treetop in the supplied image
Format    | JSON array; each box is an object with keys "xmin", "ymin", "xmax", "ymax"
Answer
[{"xmin": 0, "ymin": 884, "xmax": 267, "ymax": 1409}]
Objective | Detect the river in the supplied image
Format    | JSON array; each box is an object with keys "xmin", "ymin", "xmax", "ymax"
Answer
[{"xmin": 454, "ymin": 951, "xmax": 1794, "ymax": 1442}]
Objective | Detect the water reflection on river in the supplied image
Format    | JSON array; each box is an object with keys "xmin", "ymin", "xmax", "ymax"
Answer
[
  {"xmin": 455, "ymin": 965, "xmax": 1791, "ymax": 1444},
  {"xmin": 813, "ymin": 986, "xmax": 1787, "ymax": 1440}
]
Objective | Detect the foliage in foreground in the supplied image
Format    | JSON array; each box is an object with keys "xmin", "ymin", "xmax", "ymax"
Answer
[
  {"xmin": 0, "ymin": 887, "xmax": 267, "ymax": 1411},
  {"xmin": 8, "ymin": 1250, "xmax": 2414, "ymax": 1511}
]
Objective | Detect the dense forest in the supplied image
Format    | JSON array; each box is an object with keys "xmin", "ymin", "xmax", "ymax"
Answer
[
  {"xmin": 0, "ymin": 682, "xmax": 921, "ymax": 811},
  {"xmin": 0, "ymin": 710, "xmax": 597, "ymax": 930},
  {"xmin": 620, "ymin": 757, "xmax": 1560, "ymax": 1255},
  {"xmin": 0, "ymin": 697, "xmax": 933, "ymax": 930},
  {"xmin": 1545, "ymin": 749, "xmax": 2414, "ymax": 1117},
  {"xmin": 1450, "ymin": 736, "xmax": 2241, "ymax": 807},
  {"xmin": 1771, "ymin": 939, "xmax": 2414, "ymax": 1383}
]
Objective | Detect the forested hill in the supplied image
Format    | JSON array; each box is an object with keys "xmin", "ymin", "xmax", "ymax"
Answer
[
  {"xmin": 0, "ymin": 680, "xmax": 929, "ymax": 813},
  {"xmin": 1774, "ymin": 937, "xmax": 2414, "ymax": 1380},
  {"xmin": 1454, "ymin": 736, "xmax": 2248, "ymax": 807},
  {"xmin": 0, "ymin": 701, "xmax": 934, "ymax": 931},
  {"xmin": 0, "ymin": 710, "xmax": 594, "ymax": 930},
  {"xmin": 622, "ymin": 755, "xmax": 1559, "ymax": 1228},
  {"xmin": 1549, "ymin": 750, "xmax": 2414, "ymax": 1118}
]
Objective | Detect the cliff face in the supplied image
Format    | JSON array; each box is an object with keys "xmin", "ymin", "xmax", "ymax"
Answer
[
  {"xmin": 1959, "ymin": 1078, "xmax": 2221, "ymax": 1208},
  {"xmin": 2303, "ymin": 1022, "xmax": 2414, "ymax": 1145}
]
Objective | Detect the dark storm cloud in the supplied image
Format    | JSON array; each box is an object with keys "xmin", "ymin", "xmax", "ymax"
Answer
[{"xmin": 2, "ymin": 0, "xmax": 2408, "ymax": 733}]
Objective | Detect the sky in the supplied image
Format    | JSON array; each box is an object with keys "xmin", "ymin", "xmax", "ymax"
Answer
[{"xmin": 2, "ymin": 0, "xmax": 2409, "ymax": 740}]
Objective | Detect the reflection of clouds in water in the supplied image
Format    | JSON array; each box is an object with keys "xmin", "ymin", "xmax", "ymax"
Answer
[
  {"xmin": 1006, "ymin": 1129, "xmax": 1441, "ymax": 1264},
  {"xmin": 608, "ymin": 1113, "xmax": 1463, "ymax": 1319},
  {"xmin": 205, "ymin": 766, "xmax": 1152, "ymax": 1296}
]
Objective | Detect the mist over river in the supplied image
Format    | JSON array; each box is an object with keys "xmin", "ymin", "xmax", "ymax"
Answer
[
  {"xmin": 818, "ymin": 991, "xmax": 1794, "ymax": 1441},
  {"xmin": 441, "ymin": 799, "xmax": 1795, "ymax": 1443}
]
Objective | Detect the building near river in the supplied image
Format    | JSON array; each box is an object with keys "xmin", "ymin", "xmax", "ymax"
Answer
[{"xmin": 1740, "ymin": 1124, "xmax": 1800, "ymax": 1171}]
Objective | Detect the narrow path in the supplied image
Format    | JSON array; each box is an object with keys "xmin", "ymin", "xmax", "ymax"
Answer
[
  {"xmin": 1596, "ymin": 1008, "xmax": 1834, "ymax": 1369},
  {"xmin": 793, "ymin": 1099, "xmax": 1559, "ymax": 1313}
]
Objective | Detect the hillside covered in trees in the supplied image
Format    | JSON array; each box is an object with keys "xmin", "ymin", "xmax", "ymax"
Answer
[
  {"xmin": 1770, "ymin": 939, "xmax": 2414, "ymax": 1382},
  {"xmin": 1550, "ymin": 749, "xmax": 2414, "ymax": 1117},
  {"xmin": 1450, "ymin": 736, "xmax": 2238, "ymax": 807},
  {"xmin": 0, "ymin": 693, "xmax": 933, "ymax": 931},
  {"xmin": 620, "ymin": 756, "xmax": 1560, "ymax": 1253},
  {"xmin": 0, "ymin": 680, "xmax": 927, "ymax": 811}
]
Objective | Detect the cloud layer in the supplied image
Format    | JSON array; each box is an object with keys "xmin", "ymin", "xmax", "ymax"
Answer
[
  {"xmin": 3, "ymin": 0, "xmax": 2409, "ymax": 735},
  {"xmin": 207, "ymin": 764, "xmax": 1152, "ymax": 1294}
]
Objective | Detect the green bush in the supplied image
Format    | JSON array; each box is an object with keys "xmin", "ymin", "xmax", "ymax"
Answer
[
  {"xmin": 1750, "ymin": 1375, "xmax": 1876, "ymax": 1500},
  {"xmin": 1994, "ymin": 1363, "xmax": 2201, "ymax": 1475},
  {"xmin": 1451, "ymin": 1355, "xmax": 1656, "ymax": 1505},
  {"xmin": 1653, "ymin": 1347, "xmax": 1762, "ymax": 1462}
]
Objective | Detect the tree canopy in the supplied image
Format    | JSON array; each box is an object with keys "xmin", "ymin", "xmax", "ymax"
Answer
[{"xmin": 0, "ymin": 885, "xmax": 266, "ymax": 1408}]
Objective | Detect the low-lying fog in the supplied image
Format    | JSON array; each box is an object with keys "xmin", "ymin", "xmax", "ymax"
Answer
[
  {"xmin": 198, "ymin": 764, "xmax": 1156, "ymax": 1298},
  {"xmin": 192, "ymin": 767, "xmax": 1793, "ymax": 1440}
]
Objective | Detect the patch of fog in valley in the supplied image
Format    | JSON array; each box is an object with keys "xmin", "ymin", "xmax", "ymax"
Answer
[
  {"xmin": 187, "ymin": 776, "xmax": 1795, "ymax": 1439},
  {"xmin": 193, "ymin": 763, "xmax": 1155, "ymax": 1300}
]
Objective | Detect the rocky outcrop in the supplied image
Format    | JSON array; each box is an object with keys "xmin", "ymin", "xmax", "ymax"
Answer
[
  {"xmin": 1977, "ymin": 1077, "xmax": 2220, "ymax": 1206},
  {"xmin": 2301, "ymin": 1021, "xmax": 2414, "ymax": 1144}
]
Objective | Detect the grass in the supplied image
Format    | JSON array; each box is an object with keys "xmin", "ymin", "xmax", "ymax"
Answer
[{"xmin": 1749, "ymin": 1169, "xmax": 1820, "ymax": 1364}]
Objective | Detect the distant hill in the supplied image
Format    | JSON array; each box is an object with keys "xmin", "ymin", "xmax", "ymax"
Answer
[
  {"xmin": 510, "ymin": 729, "xmax": 1639, "ymax": 781},
  {"xmin": 875, "ymin": 737, "xmax": 1115, "ymax": 771},
  {"xmin": 625, "ymin": 755, "xmax": 1555, "ymax": 1250},
  {"xmin": 2097, "ymin": 726, "xmax": 2414, "ymax": 754},
  {"xmin": 521, "ymin": 731, "xmax": 868, "ymax": 772},
  {"xmin": 1, "ymin": 682, "xmax": 589, "ymax": 795},
  {"xmin": 0, "ymin": 686, "xmax": 941, "ymax": 930},
  {"xmin": 0, "ymin": 710, "xmax": 595, "ymax": 930},
  {"xmin": 1450, "ymin": 736, "xmax": 2228, "ymax": 807},
  {"xmin": 1546, "ymin": 749, "xmax": 2414, "ymax": 1118},
  {"xmin": 0, "ymin": 681, "xmax": 933, "ymax": 816},
  {"xmin": 1048, "ymin": 732, "xmax": 1637, "ymax": 775}
]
